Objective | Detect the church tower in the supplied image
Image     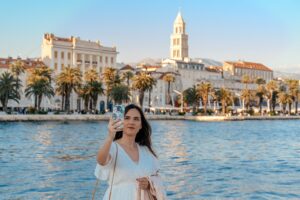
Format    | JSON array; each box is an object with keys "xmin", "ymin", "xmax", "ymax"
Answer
[{"xmin": 170, "ymin": 12, "xmax": 189, "ymax": 60}]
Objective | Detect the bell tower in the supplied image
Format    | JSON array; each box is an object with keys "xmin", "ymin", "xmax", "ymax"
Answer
[{"xmin": 170, "ymin": 12, "xmax": 189, "ymax": 60}]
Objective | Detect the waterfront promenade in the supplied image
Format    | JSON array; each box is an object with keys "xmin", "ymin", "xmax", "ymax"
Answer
[{"xmin": 1, "ymin": 114, "xmax": 300, "ymax": 122}]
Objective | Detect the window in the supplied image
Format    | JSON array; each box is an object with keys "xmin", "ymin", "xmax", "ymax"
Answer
[
  {"xmin": 111, "ymin": 57, "xmax": 114, "ymax": 64},
  {"xmin": 54, "ymin": 51, "xmax": 58, "ymax": 59},
  {"xmin": 100, "ymin": 67, "xmax": 102, "ymax": 73},
  {"xmin": 100, "ymin": 56, "xmax": 102, "ymax": 63},
  {"xmin": 54, "ymin": 63, "xmax": 58, "ymax": 70},
  {"xmin": 68, "ymin": 52, "xmax": 71, "ymax": 60},
  {"xmin": 61, "ymin": 52, "xmax": 64, "ymax": 59},
  {"xmin": 61, "ymin": 64, "xmax": 64, "ymax": 70},
  {"xmin": 105, "ymin": 56, "xmax": 108, "ymax": 64},
  {"xmin": 68, "ymin": 64, "xmax": 70, "ymax": 67}
]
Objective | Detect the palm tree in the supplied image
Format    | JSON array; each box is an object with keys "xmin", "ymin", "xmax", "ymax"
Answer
[
  {"xmin": 266, "ymin": 80, "xmax": 278, "ymax": 112},
  {"xmin": 215, "ymin": 88, "xmax": 232, "ymax": 115},
  {"xmin": 9, "ymin": 60, "xmax": 25, "ymax": 92},
  {"xmin": 25, "ymin": 66, "xmax": 54, "ymax": 111},
  {"xmin": 241, "ymin": 89, "xmax": 253, "ymax": 111},
  {"xmin": 197, "ymin": 82, "xmax": 212, "ymax": 115},
  {"xmin": 110, "ymin": 84, "xmax": 130, "ymax": 104},
  {"xmin": 56, "ymin": 67, "xmax": 82, "ymax": 113},
  {"xmin": 78, "ymin": 84, "xmax": 91, "ymax": 112},
  {"xmin": 162, "ymin": 73, "xmax": 175, "ymax": 106},
  {"xmin": 0, "ymin": 72, "xmax": 20, "ymax": 112},
  {"xmin": 121, "ymin": 71, "xmax": 134, "ymax": 87},
  {"xmin": 286, "ymin": 79, "xmax": 299, "ymax": 114},
  {"xmin": 132, "ymin": 72, "xmax": 156, "ymax": 108},
  {"xmin": 83, "ymin": 69, "xmax": 104, "ymax": 111},
  {"xmin": 242, "ymin": 75, "xmax": 252, "ymax": 89},
  {"xmin": 255, "ymin": 77, "xmax": 266, "ymax": 85},
  {"xmin": 102, "ymin": 67, "xmax": 121, "ymax": 109},
  {"xmin": 183, "ymin": 85, "xmax": 199, "ymax": 113},
  {"xmin": 256, "ymin": 85, "xmax": 267, "ymax": 114}
]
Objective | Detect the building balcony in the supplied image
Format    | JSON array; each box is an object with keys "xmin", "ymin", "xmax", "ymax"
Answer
[
  {"xmin": 85, "ymin": 61, "xmax": 90, "ymax": 64},
  {"xmin": 76, "ymin": 60, "xmax": 82, "ymax": 64},
  {"xmin": 92, "ymin": 61, "xmax": 98, "ymax": 65}
]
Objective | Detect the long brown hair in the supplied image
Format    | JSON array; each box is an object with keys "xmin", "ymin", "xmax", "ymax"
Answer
[{"xmin": 114, "ymin": 104, "xmax": 157, "ymax": 157}]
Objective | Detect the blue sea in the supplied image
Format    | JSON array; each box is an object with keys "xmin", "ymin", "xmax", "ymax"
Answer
[{"xmin": 1, "ymin": 120, "xmax": 299, "ymax": 199}]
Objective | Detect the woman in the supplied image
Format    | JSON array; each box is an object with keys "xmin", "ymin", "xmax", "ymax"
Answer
[{"xmin": 95, "ymin": 104, "xmax": 166, "ymax": 200}]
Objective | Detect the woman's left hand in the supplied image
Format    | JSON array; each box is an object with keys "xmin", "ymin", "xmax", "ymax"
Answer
[{"xmin": 136, "ymin": 177, "xmax": 150, "ymax": 190}]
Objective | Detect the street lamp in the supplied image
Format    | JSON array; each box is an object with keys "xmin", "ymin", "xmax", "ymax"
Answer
[{"xmin": 173, "ymin": 89, "xmax": 183, "ymax": 112}]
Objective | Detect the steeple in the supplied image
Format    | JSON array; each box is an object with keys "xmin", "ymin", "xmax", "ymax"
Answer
[{"xmin": 170, "ymin": 11, "xmax": 189, "ymax": 60}]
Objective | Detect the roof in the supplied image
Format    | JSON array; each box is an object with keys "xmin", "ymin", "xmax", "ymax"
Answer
[
  {"xmin": 174, "ymin": 12, "xmax": 184, "ymax": 24},
  {"xmin": 205, "ymin": 66, "xmax": 223, "ymax": 73},
  {"xmin": 120, "ymin": 65, "xmax": 134, "ymax": 71},
  {"xmin": 225, "ymin": 61, "xmax": 273, "ymax": 72},
  {"xmin": 0, "ymin": 57, "xmax": 45, "ymax": 70}
]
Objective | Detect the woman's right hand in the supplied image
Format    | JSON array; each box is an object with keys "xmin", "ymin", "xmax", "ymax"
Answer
[{"xmin": 107, "ymin": 118, "xmax": 123, "ymax": 140}]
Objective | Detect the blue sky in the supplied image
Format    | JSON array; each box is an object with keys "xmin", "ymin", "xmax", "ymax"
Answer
[{"xmin": 1, "ymin": 0, "xmax": 300, "ymax": 72}]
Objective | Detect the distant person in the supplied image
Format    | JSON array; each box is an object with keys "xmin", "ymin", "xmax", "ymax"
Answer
[{"xmin": 94, "ymin": 104, "xmax": 166, "ymax": 200}]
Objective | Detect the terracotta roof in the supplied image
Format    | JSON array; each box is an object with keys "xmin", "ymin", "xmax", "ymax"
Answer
[
  {"xmin": 225, "ymin": 61, "xmax": 272, "ymax": 72},
  {"xmin": 205, "ymin": 66, "xmax": 223, "ymax": 73},
  {"xmin": 120, "ymin": 65, "xmax": 134, "ymax": 71},
  {"xmin": 44, "ymin": 33, "xmax": 72, "ymax": 42},
  {"xmin": 0, "ymin": 57, "xmax": 46, "ymax": 70}
]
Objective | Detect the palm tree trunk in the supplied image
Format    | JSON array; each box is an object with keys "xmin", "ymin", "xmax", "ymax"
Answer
[
  {"xmin": 61, "ymin": 94, "xmax": 65, "ymax": 111},
  {"xmin": 34, "ymin": 95, "xmax": 38, "ymax": 109},
  {"xmin": 203, "ymin": 98, "xmax": 207, "ymax": 115},
  {"xmin": 148, "ymin": 89, "xmax": 152, "ymax": 108},
  {"xmin": 65, "ymin": 92, "xmax": 71, "ymax": 113},
  {"xmin": 167, "ymin": 82, "xmax": 171, "ymax": 105},
  {"xmin": 295, "ymin": 100, "xmax": 298, "ymax": 114},
  {"xmin": 222, "ymin": 100, "xmax": 226, "ymax": 115},
  {"xmin": 139, "ymin": 90, "xmax": 145, "ymax": 108},
  {"xmin": 93, "ymin": 96, "xmax": 98, "ymax": 111},
  {"xmin": 259, "ymin": 98, "xmax": 263, "ymax": 115},
  {"xmin": 38, "ymin": 95, "xmax": 42, "ymax": 111}
]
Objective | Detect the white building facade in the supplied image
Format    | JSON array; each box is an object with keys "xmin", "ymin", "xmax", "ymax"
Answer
[{"xmin": 42, "ymin": 33, "xmax": 118, "ymax": 75}]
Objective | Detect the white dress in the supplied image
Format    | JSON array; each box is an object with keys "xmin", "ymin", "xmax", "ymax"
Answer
[{"xmin": 95, "ymin": 142, "xmax": 160, "ymax": 200}]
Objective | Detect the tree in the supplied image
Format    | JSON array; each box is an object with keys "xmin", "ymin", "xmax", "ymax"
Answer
[
  {"xmin": 266, "ymin": 80, "xmax": 278, "ymax": 112},
  {"xmin": 278, "ymin": 91, "xmax": 293, "ymax": 115},
  {"xmin": 56, "ymin": 67, "xmax": 82, "ymax": 113},
  {"xmin": 9, "ymin": 60, "xmax": 25, "ymax": 93},
  {"xmin": 110, "ymin": 84, "xmax": 130, "ymax": 104},
  {"xmin": 102, "ymin": 67, "xmax": 121, "ymax": 109},
  {"xmin": 121, "ymin": 71, "xmax": 134, "ymax": 87},
  {"xmin": 83, "ymin": 69, "xmax": 104, "ymax": 111},
  {"xmin": 215, "ymin": 88, "xmax": 233, "ymax": 115},
  {"xmin": 255, "ymin": 77, "xmax": 266, "ymax": 85},
  {"xmin": 197, "ymin": 82, "xmax": 212, "ymax": 115},
  {"xmin": 183, "ymin": 85, "xmax": 199, "ymax": 113},
  {"xmin": 241, "ymin": 89, "xmax": 253, "ymax": 111},
  {"xmin": 132, "ymin": 72, "xmax": 156, "ymax": 108},
  {"xmin": 0, "ymin": 72, "xmax": 20, "ymax": 112},
  {"xmin": 256, "ymin": 85, "xmax": 267, "ymax": 115},
  {"xmin": 162, "ymin": 73, "xmax": 175, "ymax": 106},
  {"xmin": 286, "ymin": 79, "xmax": 299, "ymax": 114},
  {"xmin": 242, "ymin": 75, "xmax": 252, "ymax": 89},
  {"xmin": 25, "ymin": 66, "xmax": 54, "ymax": 111}
]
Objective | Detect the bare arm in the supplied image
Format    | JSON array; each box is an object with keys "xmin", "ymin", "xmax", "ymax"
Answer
[{"xmin": 96, "ymin": 118, "xmax": 122, "ymax": 165}]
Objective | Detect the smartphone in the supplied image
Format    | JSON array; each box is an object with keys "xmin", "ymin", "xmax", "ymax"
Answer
[{"xmin": 112, "ymin": 105, "xmax": 125, "ymax": 121}]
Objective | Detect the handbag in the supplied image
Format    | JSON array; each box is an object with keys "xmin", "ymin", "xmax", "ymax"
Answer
[{"xmin": 92, "ymin": 143, "xmax": 118, "ymax": 200}]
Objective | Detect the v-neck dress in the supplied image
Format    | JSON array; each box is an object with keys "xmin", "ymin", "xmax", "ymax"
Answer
[{"xmin": 95, "ymin": 142, "xmax": 160, "ymax": 200}]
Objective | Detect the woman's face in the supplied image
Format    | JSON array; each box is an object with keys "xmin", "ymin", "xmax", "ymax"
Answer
[{"xmin": 123, "ymin": 108, "xmax": 142, "ymax": 137}]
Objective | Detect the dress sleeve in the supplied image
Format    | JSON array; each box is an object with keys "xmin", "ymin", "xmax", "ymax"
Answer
[{"xmin": 94, "ymin": 142, "xmax": 117, "ymax": 181}]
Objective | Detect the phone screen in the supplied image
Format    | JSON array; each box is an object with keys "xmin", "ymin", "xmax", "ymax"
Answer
[{"xmin": 112, "ymin": 105, "xmax": 125, "ymax": 121}]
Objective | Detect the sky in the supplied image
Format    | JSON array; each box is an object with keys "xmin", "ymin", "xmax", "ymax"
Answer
[{"xmin": 1, "ymin": 0, "xmax": 300, "ymax": 73}]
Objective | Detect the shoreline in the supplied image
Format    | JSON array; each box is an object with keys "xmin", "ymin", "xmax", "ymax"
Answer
[{"xmin": 1, "ymin": 114, "xmax": 300, "ymax": 122}]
